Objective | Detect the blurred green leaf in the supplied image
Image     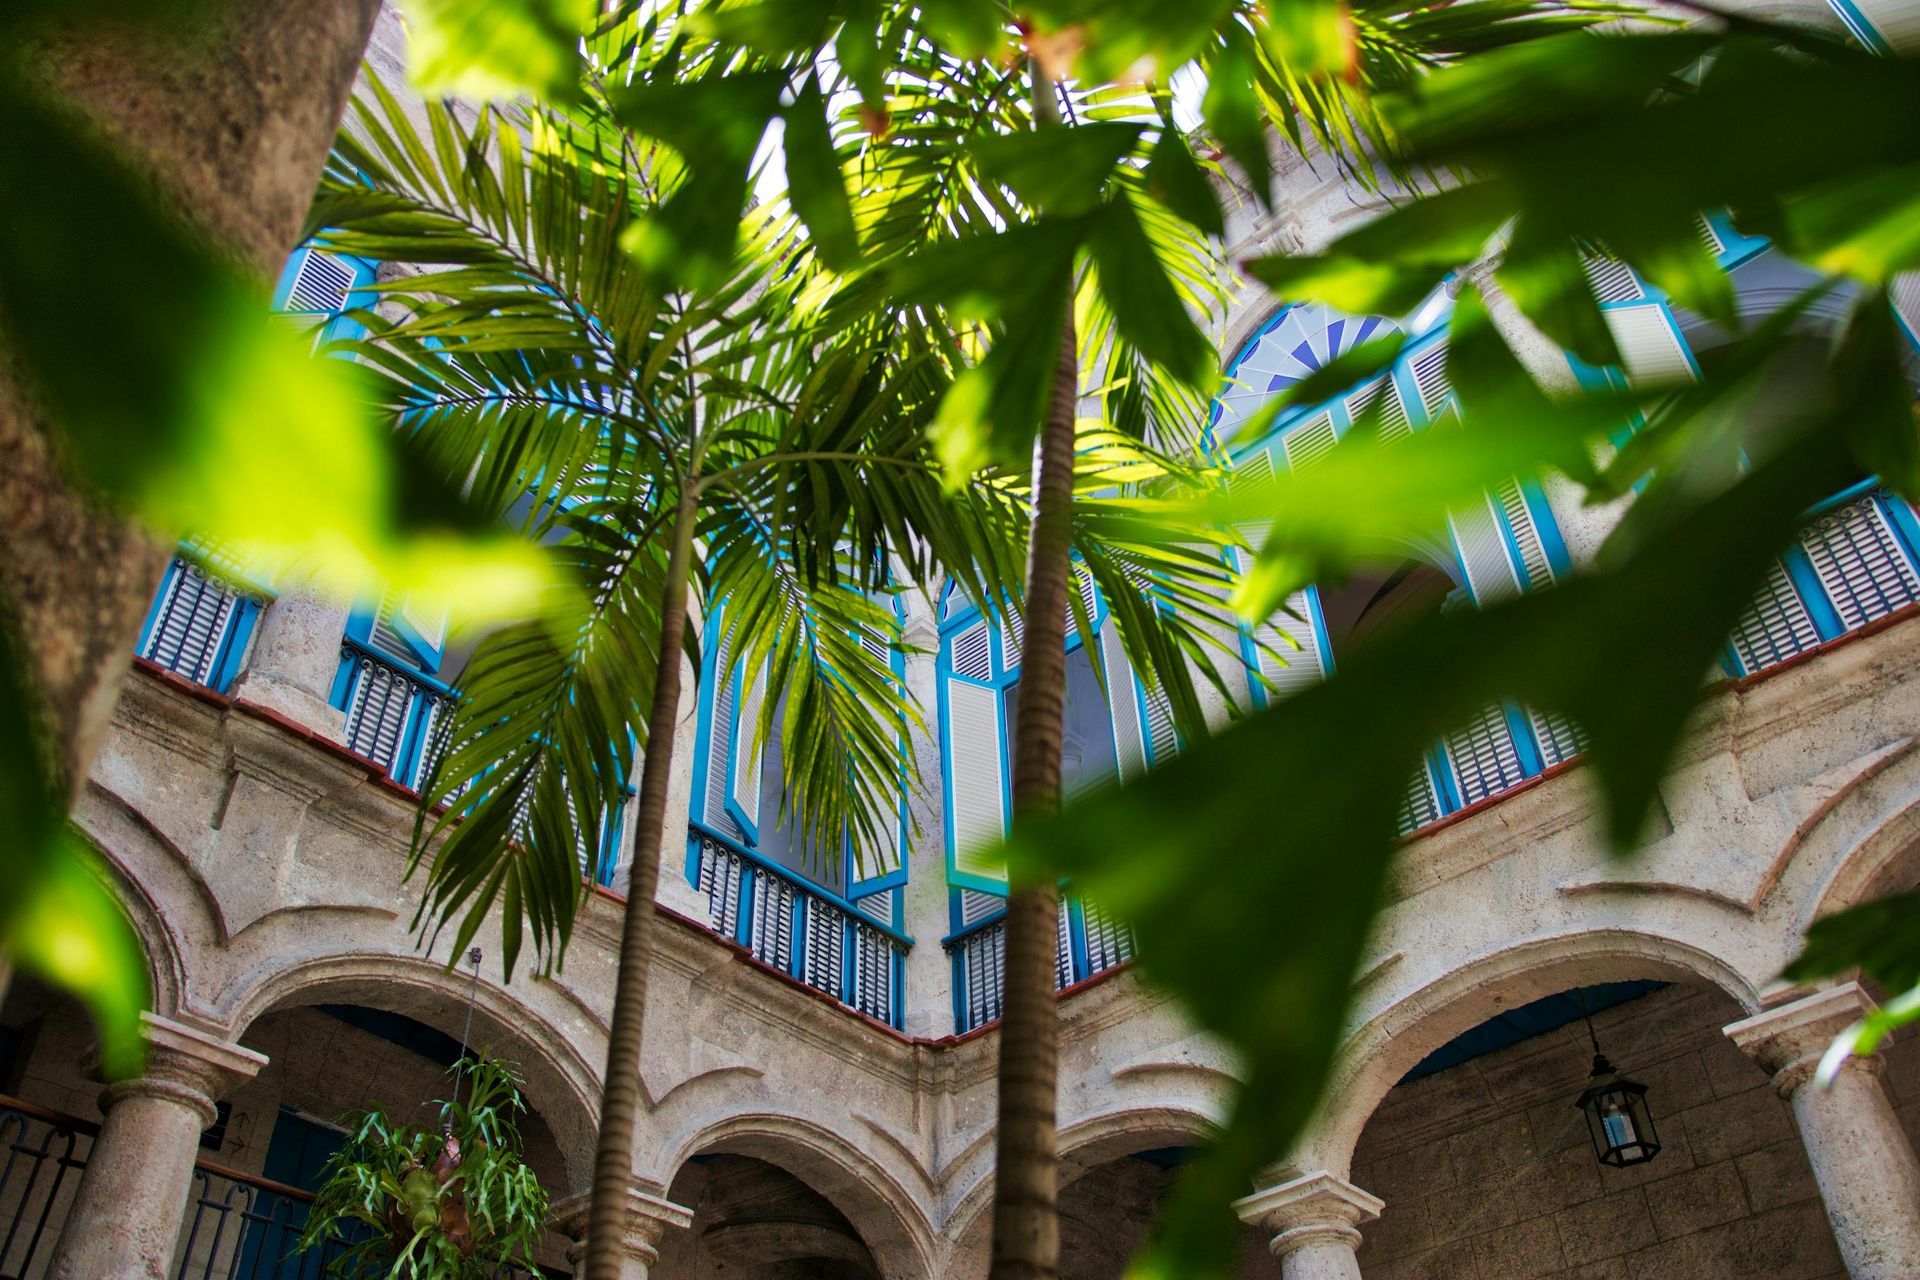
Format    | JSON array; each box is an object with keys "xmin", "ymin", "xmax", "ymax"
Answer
[
  {"xmin": 612, "ymin": 71, "xmax": 785, "ymax": 289},
  {"xmin": 1011, "ymin": 424, "xmax": 1855, "ymax": 1277},
  {"xmin": 690, "ymin": 0, "xmax": 838, "ymax": 53},
  {"xmin": 917, "ymin": 0, "xmax": 1007, "ymax": 60},
  {"xmin": 1244, "ymin": 253, "xmax": 1449, "ymax": 317},
  {"xmin": 10, "ymin": 835, "xmax": 150, "ymax": 1081},
  {"xmin": 1259, "ymin": 0, "xmax": 1356, "ymax": 80},
  {"xmin": 1204, "ymin": 32, "xmax": 1273, "ymax": 206},
  {"xmin": 1142, "ymin": 131, "xmax": 1224, "ymax": 239},
  {"xmin": 1788, "ymin": 886, "xmax": 1920, "ymax": 992},
  {"xmin": 970, "ymin": 121, "xmax": 1142, "ymax": 218},
  {"xmin": 407, "ymin": 0, "xmax": 595, "ymax": 102},
  {"xmin": 784, "ymin": 75, "xmax": 863, "ymax": 271},
  {"xmin": 1088, "ymin": 194, "xmax": 1213, "ymax": 387}
]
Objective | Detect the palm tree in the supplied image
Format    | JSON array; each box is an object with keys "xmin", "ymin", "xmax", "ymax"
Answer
[{"xmin": 307, "ymin": 81, "xmax": 1029, "ymax": 1277}]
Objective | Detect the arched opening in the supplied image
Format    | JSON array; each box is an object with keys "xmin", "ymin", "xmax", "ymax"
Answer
[
  {"xmin": 1344, "ymin": 978, "xmax": 1847, "ymax": 1279},
  {"xmin": 1053, "ymin": 1146, "xmax": 1279, "ymax": 1280},
  {"xmin": 658, "ymin": 1152, "xmax": 881, "ymax": 1278}
]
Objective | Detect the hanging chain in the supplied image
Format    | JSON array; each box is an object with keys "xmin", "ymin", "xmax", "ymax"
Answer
[{"xmin": 446, "ymin": 946, "xmax": 484, "ymax": 1126}]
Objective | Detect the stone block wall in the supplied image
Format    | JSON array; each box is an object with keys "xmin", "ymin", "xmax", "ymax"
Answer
[{"xmin": 1351, "ymin": 985, "xmax": 1859, "ymax": 1280}]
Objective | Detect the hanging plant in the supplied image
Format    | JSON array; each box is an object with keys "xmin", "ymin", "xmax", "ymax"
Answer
[{"xmin": 295, "ymin": 1054, "xmax": 552, "ymax": 1278}]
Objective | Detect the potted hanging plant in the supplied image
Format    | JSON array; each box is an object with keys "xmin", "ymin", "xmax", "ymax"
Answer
[{"xmin": 295, "ymin": 1055, "xmax": 552, "ymax": 1278}]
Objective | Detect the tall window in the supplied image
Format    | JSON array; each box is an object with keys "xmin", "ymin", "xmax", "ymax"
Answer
[{"xmin": 1219, "ymin": 294, "xmax": 1578, "ymax": 831}]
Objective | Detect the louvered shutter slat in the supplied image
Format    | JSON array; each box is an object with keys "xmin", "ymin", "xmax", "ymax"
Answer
[
  {"xmin": 1449, "ymin": 492, "xmax": 1524, "ymax": 607},
  {"xmin": 1729, "ymin": 559, "xmax": 1823, "ymax": 674},
  {"xmin": 1398, "ymin": 766, "xmax": 1443, "ymax": 835},
  {"xmin": 1603, "ymin": 303, "xmax": 1697, "ymax": 387}
]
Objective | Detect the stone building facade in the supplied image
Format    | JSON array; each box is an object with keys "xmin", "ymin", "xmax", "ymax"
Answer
[{"xmin": 7, "ymin": 3, "xmax": 1920, "ymax": 1278}]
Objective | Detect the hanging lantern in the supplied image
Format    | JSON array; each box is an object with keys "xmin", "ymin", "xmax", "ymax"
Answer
[{"xmin": 1575, "ymin": 1051, "xmax": 1661, "ymax": 1167}]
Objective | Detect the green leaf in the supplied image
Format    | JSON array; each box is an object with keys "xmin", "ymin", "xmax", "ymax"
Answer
[
  {"xmin": 1494, "ymin": 232, "xmax": 1621, "ymax": 368},
  {"xmin": 970, "ymin": 122, "xmax": 1143, "ymax": 218},
  {"xmin": 1203, "ymin": 32, "xmax": 1273, "ymax": 207},
  {"xmin": 690, "ymin": 0, "xmax": 838, "ymax": 52},
  {"xmin": 1015, "ymin": 426, "xmax": 1856, "ymax": 1278},
  {"xmin": 1787, "ymin": 887, "xmax": 1920, "ymax": 992},
  {"xmin": 784, "ymin": 76, "xmax": 862, "ymax": 271},
  {"xmin": 1087, "ymin": 195, "xmax": 1214, "ymax": 387},
  {"xmin": 1243, "ymin": 253, "xmax": 1449, "ymax": 317},
  {"xmin": 11, "ymin": 836, "xmax": 151, "ymax": 1081},
  {"xmin": 917, "ymin": 0, "xmax": 1008, "ymax": 60},
  {"xmin": 1142, "ymin": 131, "xmax": 1224, "ymax": 239},
  {"xmin": 406, "ymin": 0, "xmax": 594, "ymax": 103},
  {"xmin": 612, "ymin": 71, "xmax": 786, "ymax": 290}
]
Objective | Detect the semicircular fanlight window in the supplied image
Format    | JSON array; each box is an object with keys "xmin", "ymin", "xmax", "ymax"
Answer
[{"xmin": 1213, "ymin": 302, "xmax": 1401, "ymax": 444}]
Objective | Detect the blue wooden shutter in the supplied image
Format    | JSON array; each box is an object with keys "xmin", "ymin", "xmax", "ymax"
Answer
[
  {"xmin": 944, "ymin": 620, "xmax": 1009, "ymax": 891},
  {"xmin": 1830, "ymin": 0, "xmax": 1920, "ymax": 51},
  {"xmin": 1235, "ymin": 449, "xmax": 1330, "ymax": 700},
  {"xmin": 1797, "ymin": 494, "xmax": 1920, "ymax": 629}
]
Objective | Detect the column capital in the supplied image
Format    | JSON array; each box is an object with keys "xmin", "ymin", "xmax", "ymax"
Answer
[
  {"xmin": 1724, "ymin": 982, "xmax": 1876, "ymax": 1096},
  {"xmin": 98, "ymin": 1013, "xmax": 266, "ymax": 1126},
  {"xmin": 1234, "ymin": 1170, "xmax": 1384, "ymax": 1253},
  {"xmin": 553, "ymin": 1186, "xmax": 695, "ymax": 1269}
]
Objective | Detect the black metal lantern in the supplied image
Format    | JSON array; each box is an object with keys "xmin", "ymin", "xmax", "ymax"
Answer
[{"xmin": 1575, "ymin": 1050, "xmax": 1661, "ymax": 1168}]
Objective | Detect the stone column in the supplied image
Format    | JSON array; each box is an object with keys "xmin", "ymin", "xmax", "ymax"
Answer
[
  {"xmin": 555, "ymin": 1186, "xmax": 695, "ymax": 1279},
  {"xmin": 1235, "ymin": 1171, "xmax": 1384, "ymax": 1280},
  {"xmin": 48, "ymin": 1013, "xmax": 266, "ymax": 1280},
  {"xmin": 228, "ymin": 588, "xmax": 352, "ymax": 740},
  {"xmin": 1725, "ymin": 982, "xmax": 1920, "ymax": 1280}
]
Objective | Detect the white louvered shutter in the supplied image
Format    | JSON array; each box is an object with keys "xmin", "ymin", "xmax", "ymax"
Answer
[
  {"xmin": 1798, "ymin": 496, "xmax": 1920, "ymax": 629},
  {"xmin": 1398, "ymin": 766, "xmax": 1443, "ymax": 835},
  {"xmin": 730, "ymin": 664, "xmax": 768, "ymax": 833},
  {"xmin": 1099, "ymin": 623, "xmax": 1149, "ymax": 782},
  {"xmin": 142, "ymin": 559, "xmax": 240, "ymax": 685},
  {"xmin": 1236, "ymin": 449, "xmax": 1329, "ymax": 699},
  {"xmin": 286, "ymin": 248, "xmax": 356, "ymax": 313},
  {"xmin": 1891, "ymin": 274, "xmax": 1920, "ymax": 358},
  {"xmin": 1449, "ymin": 491, "xmax": 1526, "ymax": 606},
  {"xmin": 1055, "ymin": 900, "xmax": 1074, "ymax": 988},
  {"xmin": 1846, "ymin": 0, "xmax": 1920, "ymax": 50},
  {"xmin": 1348, "ymin": 374, "xmax": 1412, "ymax": 443},
  {"xmin": 947, "ymin": 674, "xmax": 1009, "ymax": 886},
  {"xmin": 1445, "ymin": 703, "xmax": 1529, "ymax": 806},
  {"xmin": 1252, "ymin": 585, "xmax": 1329, "ymax": 699},
  {"xmin": 1529, "ymin": 708, "xmax": 1588, "ymax": 768},
  {"xmin": 1282, "ymin": 411, "xmax": 1339, "ymax": 471},
  {"xmin": 1603, "ymin": 302, "xmax": 1697, "ymax": 387},
  {"xmin": 704, "ymin": 634, "xmax": 743, "ymax": 839},
  {"xmin": 1728, "ymin": 560, "xmax": 1822, "ymax": 674},
  {"xmin": 1408, "ymin": 342, "xmax": 1453, "ymax": 421},
  {"xmin": 1494, "ymin": 478, "xmax": 1556, "ymax": 591},
  {"xmin": 1583, "ymin": 254, "xmax": 1643, "ymax": 305}
]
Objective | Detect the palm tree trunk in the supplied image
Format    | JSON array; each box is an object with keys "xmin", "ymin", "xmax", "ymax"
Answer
[
  {"xmin": 988, "ymin": 57, "xmax": 1079, "ymax": 1266},
  {"xmin": 582, "ymin": 484, "xmax": 698, "ymax": 1280}
]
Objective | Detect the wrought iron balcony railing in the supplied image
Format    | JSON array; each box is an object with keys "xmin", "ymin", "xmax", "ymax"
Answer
[
  {"xmin": 688, "ymin": 822, "xmax": 910, "ymax": 1029},
  {"xmin": 944, "ymin": 892, "xmax": 1138, "ymax": 1034},
  {"xmin": 0, "ymin": 1095, "xmax": 545, "ymax": 1280}
]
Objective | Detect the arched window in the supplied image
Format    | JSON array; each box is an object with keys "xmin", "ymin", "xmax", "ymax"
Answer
[
  {"xmin": 1579, "ymin": 229, "xmax": 1920, "ymax": 676},
  {"xmin": 1219, "ymin": 294, "xmax": 1578, "ymax": 831},
  {"xmin": 686, "ymin": 593, "xmax": 911, "ymax": 1026}
]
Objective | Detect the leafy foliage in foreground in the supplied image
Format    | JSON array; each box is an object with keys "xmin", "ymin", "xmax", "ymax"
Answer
[
  {"xmin": 296, "ymin": 1056, "xmax": 550, "ymax": 1280},
  {"xmin": 995, "ymin": 24, "xmax": 1920, "ymax": 1277}
]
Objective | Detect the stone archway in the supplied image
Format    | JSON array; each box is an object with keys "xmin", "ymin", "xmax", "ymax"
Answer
[
  {"xmin": 217, "ymin": 951, "xmax": 603, "ymax": 1191},
  {"xmin": 652, "ymin": 1112, "xmax": 939, "ymax": 1280}
]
